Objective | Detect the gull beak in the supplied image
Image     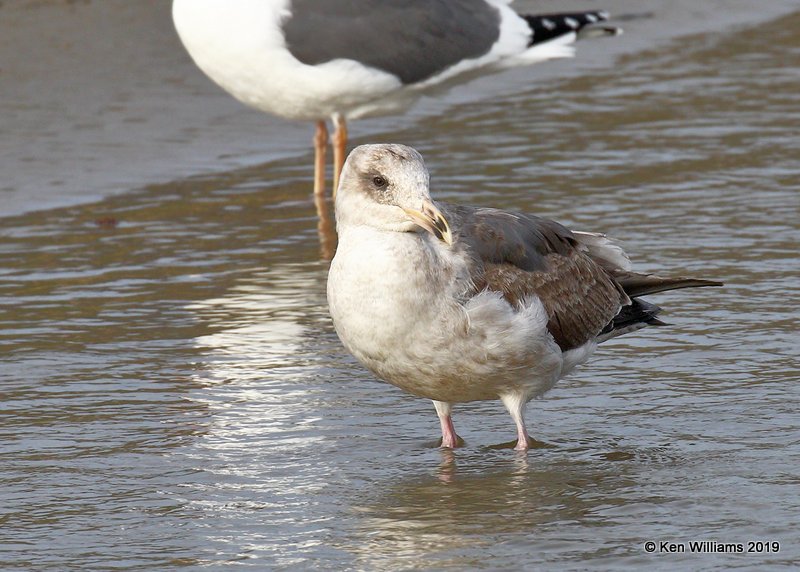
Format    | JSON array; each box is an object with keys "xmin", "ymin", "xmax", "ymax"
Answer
[{"xmin": 402, "ymin": 199, "xmax": 453, "ymax": 245}]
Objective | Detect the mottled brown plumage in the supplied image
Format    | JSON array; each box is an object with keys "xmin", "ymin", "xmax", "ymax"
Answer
[
  {"xmin": 479, "ymin": 254, "xmax": 626, "ymax": 351},
  {"xmin": 441, "ymin": 203, "xmax": 721, "ymax": 352}
]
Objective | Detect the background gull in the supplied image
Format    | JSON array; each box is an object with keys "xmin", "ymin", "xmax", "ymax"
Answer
[
  {"xmin": 327, "ymin": 144, "xmax": 722, "ymax": 451},
  {"xmin": 172, "ymin": 0, "xmax": 620, "ymax": 197}
]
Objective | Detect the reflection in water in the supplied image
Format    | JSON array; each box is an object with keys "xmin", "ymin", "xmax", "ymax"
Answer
[
  {"xmin": 190, "ymin": 266, "xmax": 321, "ymax": 381},
  {"xmin": 187, "ymin": 264, "xmax": 331, "ymax": 459},
  {"xmin": 345, "ymin": 449, "xmax": 649, "ymax": 570},
  {"xmin": 313, "ymin": 193, "xmax": 337, "ymax": 261},
  {"xmin": 181, "ymin": 264, "xmax": 345, "ymax": 564},
  {"xmin": 2, "ymin": 10, "xmax": 799, "ymax": 571}
]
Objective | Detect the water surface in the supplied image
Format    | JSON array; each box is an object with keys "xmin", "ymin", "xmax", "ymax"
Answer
[{"xmin": 2, "ymin": 9, "xmax": 799, "ymax": 572}]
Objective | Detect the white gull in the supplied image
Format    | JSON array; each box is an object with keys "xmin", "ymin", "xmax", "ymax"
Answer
[
  {"xmin": 172, "ymin": 0, "xmax": 620, "ymax": 196},
  {"xmin": 327, "ymin": 144, "xmax": 722, "ymax": 450}
]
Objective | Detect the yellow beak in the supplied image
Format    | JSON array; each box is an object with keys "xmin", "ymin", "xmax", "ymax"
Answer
[{"xmin": 402, "ymin": 199, "xmax": 453, "ymax": 245}]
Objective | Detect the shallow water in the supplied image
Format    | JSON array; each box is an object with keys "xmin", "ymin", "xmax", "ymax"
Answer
[{"xmin": 2, "ymin": 8, "xmax": 800, "ymax": 572}]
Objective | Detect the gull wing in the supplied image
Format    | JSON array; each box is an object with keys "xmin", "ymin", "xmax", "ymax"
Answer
[{"xmin": 443, "ymin": 204, "xmax": 626, "ymax": 351}]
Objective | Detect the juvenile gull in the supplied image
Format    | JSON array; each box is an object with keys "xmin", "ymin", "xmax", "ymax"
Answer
[
  {"xmin": 172, "ymin": 1, "xmax": 620, "ymax": 196},
  {"xmin": 327, "ymin": 144, "xmax": 722, "ymax": 450}
]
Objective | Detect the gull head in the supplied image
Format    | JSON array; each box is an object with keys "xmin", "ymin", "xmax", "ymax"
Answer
[{"xmin": 336, "ymin": 144, "xmax": 452, "ymax": 245}]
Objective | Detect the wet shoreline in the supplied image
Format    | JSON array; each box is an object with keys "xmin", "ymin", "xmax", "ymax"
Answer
[
  {"xmin": 2, "ymin": 0, "xmax": 798, "ymax": 218},
  {"xmin": 2, "ymin": 4, "xmax": 799, "ymax": 570}
]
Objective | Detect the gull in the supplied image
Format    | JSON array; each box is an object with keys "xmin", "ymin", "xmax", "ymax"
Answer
[
  {"xmin": 172, "ymin": 1, "xmax": 620, "ymax": 197},
  {"xmin": 327, "ymin": 144, "xmax": 722, "ymax": 450}
]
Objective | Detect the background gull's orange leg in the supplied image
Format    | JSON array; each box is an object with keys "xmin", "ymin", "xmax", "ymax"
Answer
[
  {"xmin": 313, "ymin": 120, "xmax": 328, "ymax": 198},
  {"xmin": 332, "ymin": 113, "xmax": 348, "ymax": 198}
]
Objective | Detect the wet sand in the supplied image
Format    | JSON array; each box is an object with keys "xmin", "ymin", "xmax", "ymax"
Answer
[{"xmin": 2, "ymin": 0, "xmax": 798, "ymax": 217}]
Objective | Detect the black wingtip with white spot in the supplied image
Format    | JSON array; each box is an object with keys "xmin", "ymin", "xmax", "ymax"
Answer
[{"xmin": 523, "ymin": 11, "xmax": 621, "ymax": 46}]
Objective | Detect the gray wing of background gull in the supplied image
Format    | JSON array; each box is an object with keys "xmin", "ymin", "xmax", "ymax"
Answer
[{"xmin": 283, "ymin": 0, "xmax": 615, "ymax": 85}]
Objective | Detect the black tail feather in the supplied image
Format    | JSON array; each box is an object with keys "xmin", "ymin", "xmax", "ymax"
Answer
[
  {"xmin": 617, "ymin": 272, "xmax": 724, "ymax": 298},
  {"xmin": 597, "ymin": 276, "xmax": 721, "ymax": 343},
  {"xmin": 523, "ymin": 11, "xmax": 621, "ymax": 46},
  {"xmin": 597, "ymin": 298, "xmax": 663, "ymax": 343}
]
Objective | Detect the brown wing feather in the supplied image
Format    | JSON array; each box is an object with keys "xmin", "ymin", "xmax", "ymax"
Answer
[
  {"xmin": 477, "ymin": 253, "xmax": 625, "ymax": 351},
  {"xmin": 443, "ymin": 204, "xmax": 627, "ymax": 352}
]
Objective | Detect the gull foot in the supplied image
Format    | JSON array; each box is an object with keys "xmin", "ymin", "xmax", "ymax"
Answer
[
  {"xmin": 488, "ymin": 437, "xmax": 556, "ymax": 451},
  {"xmin": 437, "ymin": 434, "xmax": 466, "ymax": 449}
]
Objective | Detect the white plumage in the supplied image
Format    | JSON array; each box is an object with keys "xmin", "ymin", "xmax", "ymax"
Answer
[
  {"xmin": 327, "ymin": 144, "xmax": 721, "ymax": 450},
  {"xmin": 172, "ymin": 0, "xmax": 619, "ymax": 194}
]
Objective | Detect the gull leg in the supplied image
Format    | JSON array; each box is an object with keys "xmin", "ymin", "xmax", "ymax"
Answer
[
  {"xmin": 432, "ymin": 400, "xmax": 462, "ymax": 448},
  {"xmin": 332, "ymin": 113, "xmax": 348, "ymax": 199},
  {"xmin": 501, "ymin": 393, "xmax": 534, "ymax": 451},
  {"xmin": 313, "ymin": 120, "xmax": 328, "ymax": 198}
]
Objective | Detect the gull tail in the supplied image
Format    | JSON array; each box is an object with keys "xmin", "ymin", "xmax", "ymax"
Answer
[
  {"xmin": 596, "ymin": 298, "xmax": 664, "ymax": 343},
  {"xmin": 597, "ymin": 273, "xmax": 723, "ymax": 343},
  {"xmin": 615, "ymin": 272, "xmax": 723, "ymax": 298},
  {"xmin": 522, "ymin": 11, "xmax": 622, "ymax": 48}
]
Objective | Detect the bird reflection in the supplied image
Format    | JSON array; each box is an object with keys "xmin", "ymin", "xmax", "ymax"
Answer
[
  {"xmin": 343, "ymin": 450, "xmax": 637, "ymax": 568},
  {"xmin": 436, "ymin": 449, "xmax": 458, "ymax": 484},
  {"xmin": 313, "ymin": 192, "xmax": 337, "ymax": 260}
]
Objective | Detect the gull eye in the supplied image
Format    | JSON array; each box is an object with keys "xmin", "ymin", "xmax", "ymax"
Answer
[{"xmin": 372, "ymin": 175, "xmax": 387, "ymax": 188}]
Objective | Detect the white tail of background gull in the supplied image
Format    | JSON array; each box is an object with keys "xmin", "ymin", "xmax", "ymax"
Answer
[
  {"xmin": 327, "ymin": 144, "xmax": 722, "ymax": 451},
  {"xmin": 172, "ymin": 0, "xmax": 621, "ymax": 196}
]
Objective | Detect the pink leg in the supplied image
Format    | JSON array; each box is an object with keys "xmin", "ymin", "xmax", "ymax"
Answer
[
  {"xmin": 513, "ymin": 422, "xmax": 532, "ymax": 451},
  {"xmin": 501, "ymin": 393, "xmax": 533, "ymax": 451},
  {"xmin": 432, "ymin": 400, "xmax": 461, "ymax": 448},
  {"xmin": 439, "ymin": 414, "xmax": 459, "ymax": 449}
]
